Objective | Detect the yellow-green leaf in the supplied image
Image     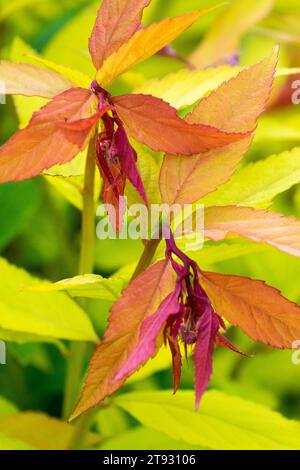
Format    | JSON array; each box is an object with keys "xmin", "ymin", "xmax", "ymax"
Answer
[
  {"xmin": 116, "ymin": 390, "xmax": 300, "ymax": 450},
  {"xmin": 202, "ymin": 146, "xmax": 300, "ymax": 208},
  {"xmin": 29, "ymin": 274, "xmax": 127, "ymax": 302},
  {"xmin": 0, "ymin": 257, "xmax": 97, "ymax": 342}
]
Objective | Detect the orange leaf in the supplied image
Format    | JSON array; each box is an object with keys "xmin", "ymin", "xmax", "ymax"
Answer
[
  {"xmin": 89, "ymin": 0, "xmax": 151, "ymax": 70},
  {"xmin": 0, "ymin": 61, "xmax": 72, "ymax": 98},
  {"xmin": 159, "ymin": 48, "xmax": 278, "ymax": 204},
  {"xmin": 201, "ymin": 271, "xmax": 300, "ymax": 349},
  {"xmin": 113, "ymin": 94, "xmax": 248, "ymax": 155},
  {"xmin": 70, "ymin": 259, "xmax": 174, "ymax": 421},
  {"xmin": 0, "ymin": 88, "xmax": 99, "ymax": 183},
  {"xmin": 204, "ymin": 205, "xmax": 300, "ymax": 258},
  {"xmin": 96, "ymin": 8, "xmax": 217, "ymax": 86}
]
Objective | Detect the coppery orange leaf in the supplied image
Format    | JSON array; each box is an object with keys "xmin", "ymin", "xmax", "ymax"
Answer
[
  {"xmin": 113, "ymin": 93, "xmax": 248, "ymax": 155},
  {"xmin": 159, "ymin": 48, "xmax": 278, "ymax": 204},
  {"xmin": 70, "ymin": 259, "xmax": 174, "ymax": 421},
  {"xmin": 89, "ymin": 0, "xmax": 151, "ymax": 70},
  {"xmin": 201, "ymin": 271, "xmax": 300, "ymax": 349},
  {"xmin": 204, "ymin": 205, "xmax": 300, "ymax": 258},
  {"xmin": 96, "ymin": 8, "xmax": 217, "ymax": 86},
  {"xmin": 0, "ymin": 88, "xmax": 99, "ymax": 183}
]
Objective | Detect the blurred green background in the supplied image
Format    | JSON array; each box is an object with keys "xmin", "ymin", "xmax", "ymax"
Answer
[{"xmin": 0, "ymin": 0, "xmax": 300, "ymax": 450}]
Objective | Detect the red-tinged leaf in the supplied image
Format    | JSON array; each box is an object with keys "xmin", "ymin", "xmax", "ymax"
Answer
[
  {"xmin": 89, "ymin": 0, "xmax": 151, "ymax": 70},
  {"xmin": 70, "ymin": 260, "xmax": 175, "ymax": 421},
  {"xmin": 168, "ymin": 337, "xmax": 182, "ymax": 394},
  {"xmin": 201, "ymin": 271, "xmax": 300, "ymax": 349},
  {"xmin": 0, "ymin": 88, "xmax": 99, "ymax": 183},
  {"xmin": 0, "ymin": 60, "xmax": 72, "ymax": 98},
  {"xmin": 96, "ymin": 7, "xmax": 221, "ymax": 86},
  {"xmin": 204, "ymin": 206, "xmax": 300, "ymax": 258},
  {"xmin": 113, "ymin": 94, "xmax": 248, "ymax": 156},
  {"xmin": 114, "ymin": 286, "xmax": 182, "ymax": 383},
  {"xmin": 194, "ymin": 308, "xmax": 219, "ymax": 409},
  {"xmin": 160, "ymin": 48, "xmax": 278, "ymax": 204}
]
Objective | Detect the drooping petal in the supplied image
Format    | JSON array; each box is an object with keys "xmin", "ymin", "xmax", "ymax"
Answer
[
  {"xmin": 0, "ymin": 60, "xmax": 72, "ymax": 98},
  {"xmin": 194, "ymin": 308, "xmax": 220, "ymax": 409},
  {"xmin": 114, "ymin": 285, "xmax": 182, "ymax": 382},
  {"xmin": 89, "ymin": 0, "xmax": 151, "ymax": 70},
  {"xmin": 113, "ymin": 93, "xmax": 249, "ymax": 156},
  {"xmin": 0, "ymin": 88, "xmax": 99, "ymax": 183},
  {"xmin": 114, "ymin": 120, "xmax": 148, "ymax": 204}
]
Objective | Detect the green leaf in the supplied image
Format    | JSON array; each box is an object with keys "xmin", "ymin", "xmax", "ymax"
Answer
[
  {"xmin": 27, "ymin": 55, "xmax": 92, "ymax": 88},
  {"xmin": 0, "ymin": 396, "xmax": 18, "ymax": 418},
  {"xmin": 0, "ymin": 432, "xmax": 35, "ymax": 450},
  {"xmin": 126, "ymin": 141, "xmax": 161, "ymax": 207},
  {"xmin": 136, "ymin": 66, "xmax": 300, "ymax": 110},
  {"xmin": 0, "ymin": 412, "xmax": 100, "ymax": 450},
  {"xmin": 0, "ymin": 257, "xmax": 97, "ymax": 342},
  {"xmin": 201, "ymin": 147, "xmax": 300, "ymax": 208},
  {"xmin": 116, "ymin": 390, "xmax": 300, "ymax": 450},
  {"xmin": 44, "ymin": 1, "xmax": 98, "ymax": 76},
  {"xmin": 99, "ymin": 426, "xmax": 201, "ymax": 450},
  {"xmin": 29, "ymin": 273, "xmax": 127, "ymax": 302}
]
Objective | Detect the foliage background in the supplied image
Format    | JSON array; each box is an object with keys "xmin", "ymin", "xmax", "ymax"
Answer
[{"xmin": 0, "ymin": 0, "xmax": 300, "ymax": 450}]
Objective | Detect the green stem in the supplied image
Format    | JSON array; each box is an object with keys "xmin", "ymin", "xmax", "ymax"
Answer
[
  {"xmin": 131, "ymin": 238, "xmax": 161, "ymax": 281},
  {"xmin": 63, "ymin": 136, "xmax": 96, "ymax": 424}
]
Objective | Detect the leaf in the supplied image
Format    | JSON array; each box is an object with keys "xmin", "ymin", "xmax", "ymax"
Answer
[
  {"xmin": 0, "ymin": 433, "xmax": 35, "ymax": 450},
  {"xmin": 201, "ymin": 270, "xmax": 300, "ymax": 349},
  {"xmin": 89, "ymin": 0, "xmax": 151, "ymax": 70},
  {"xmin": 204, "ymin": 205, "xmax": 300, "ymax": 257},
  {"xmin": 189, "ymin": 0, "xmax": 274, "ymax": 68},
  {"xmin": 29, "ymin": 274, "xmax": 126, "ymax": 302},
  {"xmin": 113, "ymin": 94, "xmax": 248, "ymax": 156},
  {"xmin": 160, "ymin": 49, "xmax": 278, "ymax": 204},
  {"xmin": 70, "ymin": 260, "xmax": 174, "ymax": 420},
  {"xmin": 115, "ymin": 390, "xmax": 300, "ymax": 450},
  {"xmin": 126, "ymin": 141, "xmax": 161, "ymax": 207},
  {"xmin": 0, "ymin": 257, "xmax": 97, "ymax": 342},
  {"xmin": 0, "ymin": 412, "xmax": 100, "ymax": 450},
  {"xmin": 135, "ymin": 66, "xmax": 298, "ymax": 110},
  {"xmin": 96, "ymin": 8, "xmax": 217, "ymax": 86},
  {"xmin": 0, "ymin": 60, "xmax": 72, "ymax": 98},
  {"xmin": 0, "ymin": 397, "xmax": 18, "ymax": 419},
  {"xmin": 201, "ymin": 146, "xmax": 300, "ymax": 208},
  {"xmin": 99, "ymin": 426, "xmax": 200, "ymax": 450},
  {"xmin": 0, "ymin": 87, "xmax": 99, "ymax": 184},
  {"xmin": 27, "ymin": 55, "xmax": 92, "ymax": 89}
]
